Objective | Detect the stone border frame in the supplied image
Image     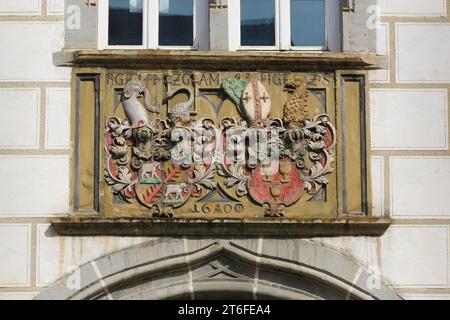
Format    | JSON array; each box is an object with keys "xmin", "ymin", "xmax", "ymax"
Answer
[{"xmin": 35, "ymin": 238, "xmax": 401, "ymax": 300}]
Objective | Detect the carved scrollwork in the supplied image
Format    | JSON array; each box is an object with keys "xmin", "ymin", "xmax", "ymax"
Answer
[{"xmin": 104, "ymin": 78, "xmax": 337, "ymax": 217}]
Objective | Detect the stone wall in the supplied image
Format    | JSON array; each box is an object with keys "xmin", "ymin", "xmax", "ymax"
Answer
[
  {"xmin": 0, "ymin": 0, "xmax": 450, "ymax": 300},
  {"xmin": 0, "ymin": 0, "xmax": 71, "ymax": 300},
  {"xmin": 367, "ymin": 0, "xmax": 450, "ymax": 299}
]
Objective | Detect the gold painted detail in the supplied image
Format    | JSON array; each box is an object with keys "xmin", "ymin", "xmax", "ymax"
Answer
[
  {"xmin": 104, "ymin": 75, "xmax": 337, "ymax": 218},
  {"xmin": 283, "ymin": 78, "xmax": 309, "ymax": 129}
]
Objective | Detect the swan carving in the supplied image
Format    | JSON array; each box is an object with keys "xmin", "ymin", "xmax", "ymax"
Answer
[{"xmin": 163, "ymin": 86, "xmax": 194, "ymax": 123}]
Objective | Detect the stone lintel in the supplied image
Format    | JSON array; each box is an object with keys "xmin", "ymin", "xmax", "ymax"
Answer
[
  {"xmin": 51, "ymin": 217, "xmax": 390, "ymax": 237},
  {"xmin": 53, "ymin": 50, "xmax": 386, "ymax": 71}
]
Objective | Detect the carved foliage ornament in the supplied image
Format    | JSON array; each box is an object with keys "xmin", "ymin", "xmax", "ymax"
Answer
[{"xmin": 105, "ymin": 76, "xmax": 336, "ymax": 217}]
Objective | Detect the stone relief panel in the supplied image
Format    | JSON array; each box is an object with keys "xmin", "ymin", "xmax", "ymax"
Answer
[{"xmin": 102, "ymin": 71, "xmax": 337, "ymax": 219}]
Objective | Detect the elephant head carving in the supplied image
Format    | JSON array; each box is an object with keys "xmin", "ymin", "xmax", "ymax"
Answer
[{"xmin": 122, "ymin": 80, "xmax": 160, "ymax": 126}]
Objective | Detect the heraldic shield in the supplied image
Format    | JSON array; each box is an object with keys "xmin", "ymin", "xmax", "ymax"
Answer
[{"xmin": 104, "ymin": 74, "xmax": 336, "ymax": 219}]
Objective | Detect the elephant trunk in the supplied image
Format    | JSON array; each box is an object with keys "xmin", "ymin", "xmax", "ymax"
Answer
[
  {"xmin": 143, "ymin": 88, "xmax": 151, "ymax": 108},
  {"xmin": 143, "ymin": 88, "xmax": 160, "ymax": 114}
]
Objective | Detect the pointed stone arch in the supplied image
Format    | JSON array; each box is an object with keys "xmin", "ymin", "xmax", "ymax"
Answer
[{"xmin": 35, "ymin": 238, "xmax": 401, "ymax": 300}]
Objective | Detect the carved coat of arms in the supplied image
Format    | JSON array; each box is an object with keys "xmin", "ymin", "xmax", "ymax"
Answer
[{"xmin": 105, "ymin": 75, "xmax": 336, "ymax": 218}]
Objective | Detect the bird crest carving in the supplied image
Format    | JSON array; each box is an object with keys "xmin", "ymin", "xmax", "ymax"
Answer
[
  {"xmin": 105, "ymin": 76, "xmax": 336, "ymax": 218},
  {"xmin": 282, "ymin": 78, "xmax": 309, "ymax": 129}
]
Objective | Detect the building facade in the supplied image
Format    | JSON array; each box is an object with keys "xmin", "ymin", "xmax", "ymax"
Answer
[{"xmin": 0, "ymin": 0, "xmax": 449, "ymax": 300}]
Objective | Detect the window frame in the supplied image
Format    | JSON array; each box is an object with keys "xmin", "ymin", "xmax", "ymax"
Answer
[
  {"xmin": 229, "ymin": 0, "xmax": 341, "ymax": 52},
  {"xmin": 237, "ymin": 0, "xmax": 281, "ymax": 51},
  {"xmin": 99, "ymin": 0, "xmax": 208, "ymax": 50}
]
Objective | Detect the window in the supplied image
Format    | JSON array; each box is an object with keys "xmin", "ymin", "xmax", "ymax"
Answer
[
  {"xmin": 240, "ymin": 0, "xmax": 277, "ymax": 47},
  {"xmin": 290, "ymin": 0, "xmax": 326, "ymax": 47},
  {"xmin": 99, "ymin": 0, "xmax": 208, "ymax": 49},
  {"xmin": 159, "ymin": 0, "xmax": 194, "ymax": 46},
  {"xmin": 108, "ymin": 0, "xmax": 144, "ymax": 46},
  {"xmin": 229, "ymin": 0, "xmax": 340, "ymax": 51}
]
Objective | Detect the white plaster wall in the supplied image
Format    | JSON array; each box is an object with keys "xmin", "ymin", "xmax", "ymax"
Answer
[
  {"xmin": 396, "ymin": 24, "xmax": 450, "ymax": 83},
  {"xmin": 0, "ymin": 156, "xmax": 70, "ymax": 216},
  {"xmin": 0, "ymin": 22, "xmax": 70, "ymax": 82},
  {"xmin": 0, "ymin": 1, "xmax": 72, "ymax": 297},
  {"xmin": 368, "ymin": 3, "xmax": 450, "ymax": 295},
  {"xmin": 390, "ymin": 157, "xmax": 450, "ymax": 218},
  {"xmin": 369, "ymin": 22, "xmax": 389, "ymax": 83},
  {"xmin": 370, "ymin": 89, "xmax": 448, "ymax": 150},
  {"xmin": 0, "ymin": 88, "xmax": 41, "ymax": 149},
  {"xmin": 45, "ymin": 88, "xmax": 71, "ymax": 149},
  {"xmin": 47, "ymin": 0, "xmax": 64, "ymax": 16},
  {"xmin": 0, "ymin": 224, "xmax": 31, "ymax": 287},
  {"xmin": 0, "ymin": 292, "xmax": 38, "ymax": 300},
  {"xmin": 378, "ymin": 0, "xmax": 447, "ymax": 17},
  {"xmin": 401, "ymin": 294, "xmax": 450, "ymax": 300},
  {"xmin": 371, "ymin": 156, "xmax": 384, "ymax": 217},
  {"xmin": 0, "ymin": 1, "xmax": 449, "ymax": 300},
  {"xmin": 36, "ymin": 224, "xmax": 151, "ymax": 287},
  {"xmin": 36, "ymin": 224, "xmax": 74, "ymax": 287},
  {"xmin": 379, "ymin": 225, "xmax": 449, "ymax": 287},
  {"xmin": 0, "ymin": 1, "xmax": 41, "ymax": 16}
]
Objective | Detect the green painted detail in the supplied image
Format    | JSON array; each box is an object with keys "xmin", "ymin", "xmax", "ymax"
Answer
[
  {"xmin": 163, "ymin": 198, "xmax": 186, "ymax": 204},
  {"xmin": 139, "ymin": 178, "xmax": 162, "ymax": 184},
  {"xmin": 221, "ymin": 77, "xmax": 247, "ymax": 113}
]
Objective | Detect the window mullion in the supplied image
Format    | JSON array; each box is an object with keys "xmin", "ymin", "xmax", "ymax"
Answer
[
  {"xmin": 327, "ymin": 0, "xmax": 341, "ymax": 52},
  {"xmin": 142, "ymin": 0, "xmax": 148, "ymax": 48},
  {"xmin": 228, "ymin": 0, "xmax": 240, "ymax": 51},
  {"xmin": 195, "ymin": 0, "xmax": 209, "ymax": 50},
  {"xmin": 98, "ymin": 0, "xmax": 108, "ymax": 49},
  {"xmin": 193, "ymin": 0, "xmax": 198, "ymax": 49},
  {"xmin": 147, "ymin": 0, "xmax": 158, "ymax": 49},
  {"xmin": 279, "ymin": 0, "xmax": 291, "ymax": 50}
]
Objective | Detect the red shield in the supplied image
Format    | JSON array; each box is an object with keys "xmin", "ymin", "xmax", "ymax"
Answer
[{"xmin": 248, "ymin": 161, "xmax": 304, "ymax": 206}]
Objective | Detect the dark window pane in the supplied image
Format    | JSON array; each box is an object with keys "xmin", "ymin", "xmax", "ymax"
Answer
[
  {"xmin": 291, "ymin": 0, "xmax": 326, "ymax": 47},
  {"xmin": 108, "ymin": 0, "xmax": 143, "ymax": 46},
  {"xmin": 159, "ymin": 0, "xmax": 193, "ymax": 46},
  {"xmin": 241, "ymin": 0, "xmax": 275, "ymax": 46}
]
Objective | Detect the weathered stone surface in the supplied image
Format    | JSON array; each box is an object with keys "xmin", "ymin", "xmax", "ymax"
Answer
[
  {"xmin": 210, "ymin": 8, "xmax": 229, "ymax": 51},
  {"xmin": 0, "ymin": 292, "xmax": 38, "ymax": 300},
  {"xmin": 65, "ymin": 0, "xmax": 98, "ymax": 49},
  {"xmin": 35, "ymin": 239, "xmax": 402, "ymax": 300},
  {"xmin": 342, "ymin": 0, "xmax": 378, "ymax": 53},
  {"xmin": 401, "ymin": 294, "xmax": 450, "ymax": 300},
  {"xmin": 51, "ymin": 217, "xmax": 390, "ymax": 237},
  {"xmin": 380, "ymin": 225, "xmax": 449, "ymax": 287},
  {"xmin": 369, "ymin": 23, "xmax": 389, "ymax": 83},
  {"xmin": 36, "ymin": 224, "xmax": 74, "ymax": 287},
  {"xmin": 318, "ymin": 236, "xmax": 379, "ymax": 268},
  {"xmin": 53, "ymin": 50, "xmax": 386, "ymax": 71},
  {"xmin": 0, "ymin": 224, "xmax": 31, "ymax": 286}
]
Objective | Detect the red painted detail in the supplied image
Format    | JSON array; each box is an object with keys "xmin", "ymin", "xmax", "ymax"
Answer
[
  {"xmin": 248, "ymin": 162, "xmax": 304, "ymax": 206},
  {"xmin": 109, "ymin": 157, "xmax": 118, "ymax": 177},
  {"xmin": 324, "ymin": 127, "xmax": 334, "ymax": 149},
  {"xmin": 124, "ymin": 185, "xmax": 136, "ymax": 198},
  {"xmin": 251, "ymin": 79, "xmax": 262, "ymax": 121},
  {"xmin": 138, "ymin": 165, "xmax": 183, "ymax": 205},
  {"xmin": 127, "ymin": 137, "xmax": 136, "ymax": 146}
]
